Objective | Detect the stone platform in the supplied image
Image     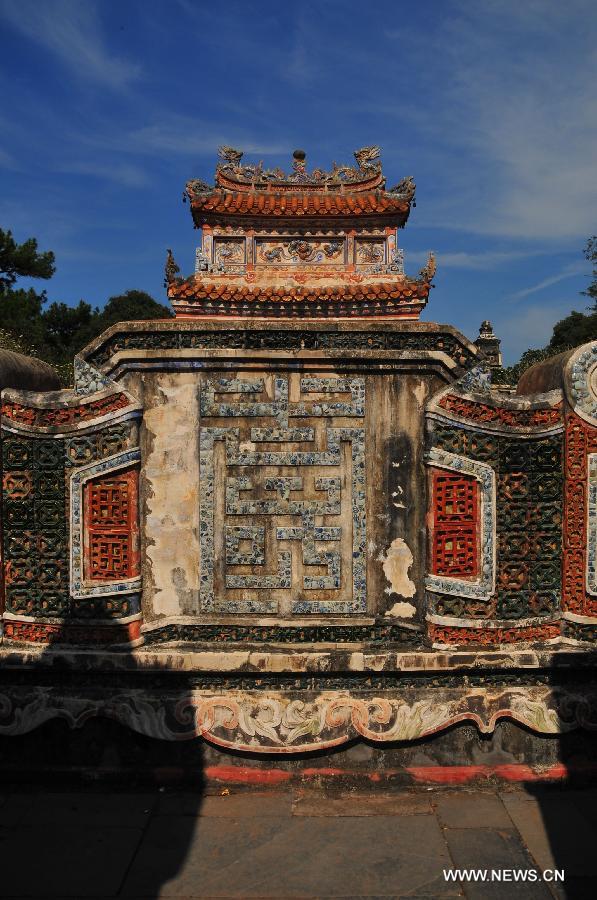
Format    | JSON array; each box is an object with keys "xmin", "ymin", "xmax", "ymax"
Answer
[{"xmin": 0, "ymin": 782, "xmax": 592, "ymax": 897}]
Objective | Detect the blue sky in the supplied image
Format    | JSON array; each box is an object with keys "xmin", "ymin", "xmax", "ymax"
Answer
[{"xmin": 1, "ymin": 0, "xmax": 595, "ymax": 364}]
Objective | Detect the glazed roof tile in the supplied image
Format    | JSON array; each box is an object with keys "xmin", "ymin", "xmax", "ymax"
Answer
[{"xmin": 185, "ymin": 146, "xmax": 416, "ymax": 224}]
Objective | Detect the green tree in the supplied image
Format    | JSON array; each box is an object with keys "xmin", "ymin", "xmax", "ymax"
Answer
[
  {"xmin": 496, "ymin": 235, "xmax": 597, "ymax": 385},
  {"xmin": 0, "ymin": 228, "xmax": 55, "ymax": 293},
  {"xmin": 582, "ymin": 236, "xmax": 597, "ymax": 308},
  {"xmin": 99, "ymin": 289, "xmax": 173, "ymax": 330},
  {"xmin": 42, "ymin": 301, "xmax": 102, "ymax": 363},
  {"xmin": 1, "ymin": 227, "xmax": 173, "ymax": 384}
]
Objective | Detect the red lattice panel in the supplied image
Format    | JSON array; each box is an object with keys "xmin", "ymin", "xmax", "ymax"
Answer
[
  {"xmin": 84, "ymin": 468, "xmax": 139, "ymax": 582},
  {"xmin": 563, "ymin": 413, "xmax": 597, "ymax": 615},
  {"xmin": 430, "ymin": 469, "xmax": 480, "ymax": 578}
]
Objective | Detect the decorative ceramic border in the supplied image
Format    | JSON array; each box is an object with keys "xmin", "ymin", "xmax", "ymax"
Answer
[
  {"xmin": 587, "ymin": 453, "xmax": 597, "ymax": 596},
  {"xmin": 425, "ymin": 448, "xmax": 496, "ymax": 600},
  {"xmin": 566, "ymin": 343, "xmax": 597, "ymax": 427},
  {"xmin": 69, "ymin": 449, "xmax": 142, "ymax": 599},
  {"xmin": 0, "ymin": 685, "xmax": 596, "ymax": 749}
]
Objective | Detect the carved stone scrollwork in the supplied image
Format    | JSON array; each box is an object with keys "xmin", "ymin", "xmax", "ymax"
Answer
[{"xmin": 1, "ymin": 686, "xmax": 596, "ymax": 751}]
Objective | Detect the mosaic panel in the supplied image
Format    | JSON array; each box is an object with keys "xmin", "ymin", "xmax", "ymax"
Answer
[
  {"xmin": 1, "ymin": 394, "xmax": 130, "ymax": 428},
  {"xmin": 425, "ymin": 449, "xmax": 495, "ymax": 601},
  {"xmin": 199, "ymin": 374, "xmax": 366, "ymax": 615},
  {"xmin": 430, "ymin": 469, "xmax": 480, "ymax": 578},
  {"xmin": 70, "ymin": 450, "xmax": 142, "ymax": 600},
  {"xmin": 255, "ymin": 237, "xmax": 345, "ymax": 266},
  {"xmin": 436, "ymin": 394, "xmax": 562, "ymax": 431},
  {"xmin": 84, "ymin": 469, "xmax": 139, "ymax": 581},
  {"xmin": 430, "ymin": 424, "xmax": 563, "ymax": 620},
  {"xmin": 563, "ymin": 413, "xmax": 597, "ymax": 618},
  {"xmin": 212, "ymin": 237, "xmax": 246, "ymax": 273},
  {"xmin": 85, "ymin": 328, "xmax": 479, "ymax": 370},
  {"xmin": 1, "ymin": 437, "xmax": 69, "ymax": 617}
]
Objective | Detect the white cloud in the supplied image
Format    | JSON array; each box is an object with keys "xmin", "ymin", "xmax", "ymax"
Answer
[
  {"xmin": 507, "ymin": 261, "xmax": 588, "ymax": 302},
  {"xmin": 408, "ymin": 249, "xmax": 549, "ymax": 271},
  {"xmin": 386, "ymin": 1, "xmax": 597, "ymax": 241},
  {"xmin": 495, "ymin": 300, "xmax": 583, "ymax": 361},
  {"xmin": 95, "ymin": 117, "xmax": 290, "ymax": 159},
  {"xmin": 0, "ymin": 146, "xmax": 18, "ymax": 169},
  {"xmin": 56, "ymin": 160, "xmax": 148, "ymax": 187},
  {"xmin": 0, "ymin": 0, "xmax": 141, "ymax": 88}
]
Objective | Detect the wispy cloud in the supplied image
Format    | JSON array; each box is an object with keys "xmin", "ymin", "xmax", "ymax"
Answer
[
  {"xmin": 0, "ymin": 0, "xmax": 141, "ymax": 88},
  {"xmin": 94, "ymin": 117, "xmax": 290, "ymax": 158},
  {"xmin": 408, "ymin": 249, "xmax": 549, "ymax": 271},
  {"xmin": 0, "ymin": 146, "xmax": 18, "ymax": 169},
  {"xmin": 507, "ymin": 261, "xmax": 588, "ymax": 302},
  {"xmin": 384, "ymin": 1, "xmax": 597, "ymax": 241},
  {"xmin": 55, "ymin": 160, "xmax": 148, "ymax": 187}
]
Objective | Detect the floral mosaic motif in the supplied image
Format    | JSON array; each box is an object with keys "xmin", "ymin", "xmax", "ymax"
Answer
[
  {"xmin": 70, "ymin": 450, "xmax": 142, "ymax": 601},
  {"xmin": 199, "ymin": 374, "xmax": 366, "ymax": 615},
  {"xmin": 354, "ymin": 239, "xmax": 388, "ymax": 273},
  {"xmin": 425, "ymin": 449, "xmax": 496, "ymax": 601},
  {"xmin": 428, "ymin": 622, "xmax": 561, "ymax": 647},
  {"xmin": 563, "ymin": 413, "xmax": 597, "ymax": 617},
  {"xmin": 437, "ymin": 394, "xmax": 562, "ymax": 430},
  {"xmin": 1, "ymin": 394, "xmax": 131, "ymax": 429},
  {"xmin": 73, "ymin": 357, "xmax": 114, "ymax": 396},
  {"xmin": 568, "ymin": 343, "xmax": 597, "ymax": 426},
  {"xmin": 213, "ymin": 238, "xmax": 245, "ymax": 271},
  {"xmin": 429, "ymin": 424, "xmax": 563, "ymax": 624},
  {"xmin": 1, "ymin": 620, "xmax": 141, "ymax": 645},
  {"xmin": 1, "ymin": 437, "xmax": 69, "ymax": 617},
  {"xmin": 142, "ymin": 621, "xmax": 421, "ymax": 646},
  {"xmin": 65, "ymin": 423, "xmax": 138, "ymax": 467},
  {"xmin": 355, "ymin": 240, "xmax": 385, "ymax": 264}
]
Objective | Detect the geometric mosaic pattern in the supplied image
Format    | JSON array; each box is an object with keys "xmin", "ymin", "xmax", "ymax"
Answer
[
  {"xmin": 199, "ymin": 374, "xmax": 366, "ymax": 615},
  {"xmin": 85, "ymin": 468, "xmax": 139, "ymax": 581},
  {"xmin": 428, "ymin": 425, "xmax": 562, "ymax": 621},
  {"xmin": 70, "ymin": 449, "xmax": 142, "ymax": 601},
  {"xmin": 562, "ymin": 413, "xmax": 597, "ymax": 617},
  {"xmin": 425, "ymin": 448, "xmax": 495, "ymax": 603},
  {"xmin": 430, "ymin": 468, "xmax": 480, "ymax": 578},
  {"xmin": 1, "ymin": 437, "xmax": 69, "ymax": 617}
]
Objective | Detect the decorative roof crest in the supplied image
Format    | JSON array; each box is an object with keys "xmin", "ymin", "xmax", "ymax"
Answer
[{"xmin": 213, "ymin": 145, "xmax": 385, "ymax": 187}]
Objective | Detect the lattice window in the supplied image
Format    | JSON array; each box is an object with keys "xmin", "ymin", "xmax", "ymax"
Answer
[
  {"xmin": 430, "ymin": 469, "xmax": 480, "ymax": 578},
  {"xmin": 83, "ymin": 468, "xmax": 139, "ymax": 581}
]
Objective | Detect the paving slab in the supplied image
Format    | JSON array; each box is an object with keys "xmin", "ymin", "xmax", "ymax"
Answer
[
  {"xmin": 434, "ymin": 791, "xmax": 512, "ymax": 829},
  {"xmin": 292, "ymin": 791, "xmax": 433, "ymax": 817},
  {"xmin": 122, "ymin": 814, "xmax": 460, "ymax": 898},
  {"xmin": 156, "ymin": 790, "xmax": 293, "ymax": 818},
  {"xmin": 0, "ymin": 791, "xmax": 156, "ymax": 827},
  {"xmin": 0, "ymin": 823, "xmax": 144, "ymax": 897},
  {"xmin": 501, "ymin": 791, "xmax": 597, "ymax": 880},
  {"xmin": 443, "ymin": 828, "xmax": 552, "ymax": 900}
]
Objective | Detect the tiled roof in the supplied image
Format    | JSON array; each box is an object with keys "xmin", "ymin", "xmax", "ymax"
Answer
[
  {"xmin": 188, "ymin": 189, "xmax": 411, "ymax": 223},
  {"xmin": 168, "ymin": 275, "xmax": 431, "ymax": 318}
]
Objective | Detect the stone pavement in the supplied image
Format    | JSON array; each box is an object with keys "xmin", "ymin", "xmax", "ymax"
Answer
[{"xmin": 0, "ymin": 784, "xmax": 595, "ymax": 899}]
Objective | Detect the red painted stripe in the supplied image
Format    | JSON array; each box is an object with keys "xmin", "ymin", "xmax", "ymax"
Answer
[
  {"xmin": 204, "ymin": 765, "xmax": 292, "ymax": 785},
  {"xmin": 204, "ymin": 762, "xmax": 589, "ymax": 786}
]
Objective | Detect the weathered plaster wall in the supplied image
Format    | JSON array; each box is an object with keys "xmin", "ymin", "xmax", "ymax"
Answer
[
  {"xmin": 136, "ymin": 372, "xmax": 201, "ymax": 619},
  {"xmin": 127, "ymin": 364, "xmax": 444, "ymax": 625}
]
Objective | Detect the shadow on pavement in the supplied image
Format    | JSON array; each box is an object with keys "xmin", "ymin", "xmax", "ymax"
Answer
[{"xmin": 0, "ymin": 627, "xmax": 206, "ymax": 900}]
